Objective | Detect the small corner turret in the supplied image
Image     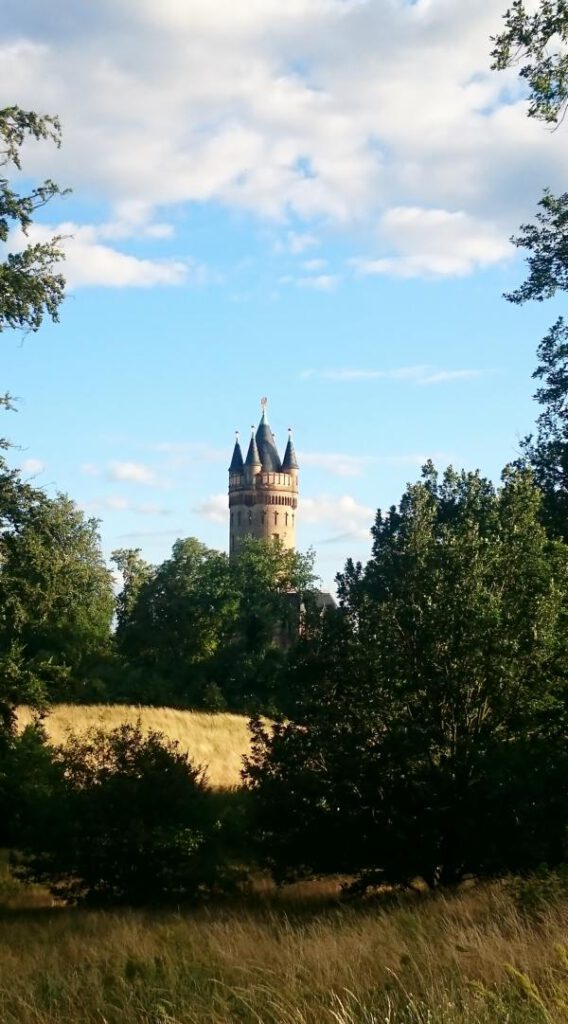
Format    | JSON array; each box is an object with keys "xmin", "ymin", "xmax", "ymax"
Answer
[{"xmin": 228, "ymin": 398, "xmax": 299, "ymax": 556}]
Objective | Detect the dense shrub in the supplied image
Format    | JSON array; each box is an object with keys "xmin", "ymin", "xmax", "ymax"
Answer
[
  {"xmin": 16, "ymin": 722, "xmax": 233, "ymax": 904},
  {"xmin": 0, "ymin": 721, "xmax": 56, "ymax": 847}
]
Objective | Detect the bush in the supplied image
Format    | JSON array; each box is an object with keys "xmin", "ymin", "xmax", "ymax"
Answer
[
  {"xmin": 0, "ymin": 720, "xmax": 56, "ymax": 847},
  {"xmin": 507, "ymin": 865, "xmax": 568, "ymax": 921},
  {"xmin": 16, "ymin": 722, "xmax": 233, "ymax": 904}
]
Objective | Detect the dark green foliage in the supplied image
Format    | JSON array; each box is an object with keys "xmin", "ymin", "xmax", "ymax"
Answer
[
  {"xmin": 519, "ymin": 318, "xmax": 568, "ymax": 537},
  {"xmin": 16, "ymin": 723, "xmax": 233, "ymax": 905},
  {"xmin": 491, "ymin": 1, "xmax": 568, "ymax": 124},
  {"xmin": 0, "ymin": 106, "xmax": 67, "ymax": 335},
  {"xmin": 0, "ymin": 721, "xmax": 57, "ymax": 847},
  {"xmin": 245, "ymin": 466, "xmax": 568, "ymax": 888},
  {"xmin": 507, "ymin": 864, "xmax": 568, "ymax": 920},
  {"xmin": 112, "ymin": 537, "xmax": 318, "ymax": 713},
  {"xmin": 491, "ymin": 13, "xmax": 568, "ymax": 538},
  {"xmin": 0, "ymin": 457, "xmax": 114, "ymax": 726},
  {"xmin": 506, "ymin": 190, "xmax": 568, "ymax": 304}
]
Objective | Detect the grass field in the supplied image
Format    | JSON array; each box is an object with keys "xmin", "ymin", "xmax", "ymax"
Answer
[
  {"xmin": 9, "ymin": 706, "xmax": 568, "ymax": 1022},
  {"xmin": 0, "ymin": 881, "xmax": 567, "ymax": 1023},
  {"xmin": 16, "ymin": 704, "xmax": 253, "ymax": 789}
]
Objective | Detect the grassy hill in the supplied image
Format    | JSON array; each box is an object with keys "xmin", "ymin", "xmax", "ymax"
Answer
[{"xmin": 16, "ymin": 705, "xmax": 253, "ymax": 789}]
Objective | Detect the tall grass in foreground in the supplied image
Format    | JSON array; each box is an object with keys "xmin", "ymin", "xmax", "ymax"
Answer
[
  {"xmin": 0, "ymin": 882, "xmax": 566, "ymax": 1023},
  {"xmin": 16, "ymin": 705, "xmax": 253, "ymax": 789}
]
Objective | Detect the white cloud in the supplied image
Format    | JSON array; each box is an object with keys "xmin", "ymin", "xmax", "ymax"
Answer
[
  {"xmin": 300, "ymin": 449, "xmax": 456, "ymax": 477},
  {"xmin": 353, "ymin": 207, "xmax": 511, "ymax": 279},
  {"xmin": 195, "ymin": 494, "xmax": 227, "ymax": 524},
  {"xmin": 80, "ymin": 462, "xmax": 101, "ymax": 477},
  {"xmin": 105, "ymin": 495, "xmax": 129, "ymax": 510},
  {"xmin": 284, "ymin": 232, "xmax": 320, "ymax": 254},
  {"xmin": 3, "ymin": 0, "xmax": 566, "ymax": 276},
  {"xmin": 419, "ymin": 369, "xmax": 489, "ymax": 385},
  {"xmin": 302, "ymin": 258, "xmax": 327, "ymax": 271},
  {"xmin": 299, "ymin": 451, "xmax": 370, "ymax": 477},
  {"xmin": 302, "ymin": 494, "xmax": 374, "ymax": 542},
  {"xmin": 107, "ymin": 461, "xmax": 157, "ymax": 485},
  {"xmin": 8, "ymin": 220, "xmax": 206, "ymax": 289},
  {"xmin": 298, "ymin": 274, "xmax": 340, "ymax": 291},
  {"xmin": 85, "ymin": 496, "xmax": 172, "ymax": 515},
  {"xmin": 21, "ymin": 458, "xmax": 45, "ymax": 475},
  {"xmin": 301, "ymin": 365, "xmax": 492, "ymax": 384}
]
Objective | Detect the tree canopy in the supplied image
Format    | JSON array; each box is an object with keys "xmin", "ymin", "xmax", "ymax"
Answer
[
  {"xmin": 246, "ymin": 465, "xmax": 568, "ymax": 888},
  {"xmin": 112, "ymin": 537, "xmax": 318, "ymax": 712},
  {"xmin": 0, "ymin": 458, "xmax": 114, "ymax": 729},
  {"xmin": 0, "ymin": 105, "xmax": 67, "ymax": 335},
  {"xmin": 491, "ymin": 1, "xmax": 568, "ymax": 124}
]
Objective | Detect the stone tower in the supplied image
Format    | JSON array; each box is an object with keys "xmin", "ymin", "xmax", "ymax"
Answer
[{"xmin": 228, "ymin": 398, "xmax": 299, "ymax": 556}]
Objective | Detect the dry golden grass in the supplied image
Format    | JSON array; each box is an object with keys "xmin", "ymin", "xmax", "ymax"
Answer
[
  {"xmin": 16, "ymin": 704, "xmax": 254, "ymax": 789},
  {"xmin": 0, "ymin": 882, "xmax": 566, "ymax": 1023}
]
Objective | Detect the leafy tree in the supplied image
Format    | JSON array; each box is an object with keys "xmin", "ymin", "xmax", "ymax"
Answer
[
  {"xmin": 0, "ymin": 459, "xmax": 114, "ymax": 727},
  {"xmin": 114, "ymin": 537, "xmax": 318, "ymax": 712},
  {"xmin": 492, "ymin": 8, "xmax": 568, "ymax": 535},
  {"xmin": 112, "ymin": 547, "xmax": 154, "ymax": 632},
  {"xmin": 1, "ymin": 105, "xmax": 67, "ymax": 335},
  {"xmin": 506, "ymin": 189, "xmax": 568, "ymax": 304},
  {"xmin": 519, "ymin": 318, "xmax": 568, "ymax": 537},
  {"xmin": 491, "ymin": 1, "xmax": 568, "ymax": 124},
  {"xmin": 245, "ymin": 466, "xmax": 568, "ymax": 888},
  {"xmin": 15, "ymin": 723, "xmax": 231, "ymax": 904},
  {"xmin": 113, "ymin": 538, "xmax": 237, "ymax": 705},
  {"xmin": 217, "ymin": 538, "xmax": 318, "ymax": 713}
]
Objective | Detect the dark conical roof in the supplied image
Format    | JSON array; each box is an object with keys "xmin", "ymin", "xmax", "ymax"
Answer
[
  {"xmin": 229, "ymin": 437, "xmax": 244, "ymax": 473},
  {"xmin": 282, "ymin": 432, "xmax": 299, "ymax": 471},
  {"xmin": 244, "ymin": 432, "xmax": 261, "ymax": 467},
  {"xmin": 256, "ymin": 409, "xmax": 281, "ymax": 472}
]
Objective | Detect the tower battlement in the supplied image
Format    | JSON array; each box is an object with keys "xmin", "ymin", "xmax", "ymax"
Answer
[{"xmin": 228, "ymin": 399, "xmax": 299, "ymax": 555}]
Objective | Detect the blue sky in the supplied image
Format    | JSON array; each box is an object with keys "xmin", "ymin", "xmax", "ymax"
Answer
[{"xmin": 2, "ymin": 0, "xmax": 566, "ymax": 590}]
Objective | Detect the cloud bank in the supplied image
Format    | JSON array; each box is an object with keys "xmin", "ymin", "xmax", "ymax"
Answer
[{"xmin": 3, "ymin": 0, "xmax": 566, "ymax": 281}]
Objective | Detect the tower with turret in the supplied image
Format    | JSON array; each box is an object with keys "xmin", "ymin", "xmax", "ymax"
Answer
[{"xmin": 228, "ymin": 398, "xmax": 299, "ymax": 556}]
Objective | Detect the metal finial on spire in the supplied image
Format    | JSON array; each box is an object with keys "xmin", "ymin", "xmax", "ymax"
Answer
[{"xmin": 261, "ymin": 396, "xmax": 268, "ymax": 412}]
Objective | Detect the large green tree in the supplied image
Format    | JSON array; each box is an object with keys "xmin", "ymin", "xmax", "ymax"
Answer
[
  {"xmin": 113, "ymin": 537, "xmax": 318, "ymax": 712},
  {"xmin": 492, "ymin": 5, "xmax": 568, "ymax": 536},
  {"xmin": 0, "ymin": 461, "xmax": 114, "ymax": 729},
  {"xmin": 1, "ymin": 105, "xmax": 67, "ymax": 336},
  {"xmin": 519, "ymin": 317, "xmax": 568, "ymax": 537},
  {"xmin": 246, "ymin": 466, "xmax": 568, "ymax": 888}
]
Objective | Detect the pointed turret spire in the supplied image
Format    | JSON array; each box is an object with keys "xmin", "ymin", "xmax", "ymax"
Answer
[
  {"xmin": 244, "ymin": 425, "xmax": 261, "ymax": 468},
  {"xmin": 282, "ymin": 428, "xmax": 299, "ymax": 471},
  {"xmin": 255, "ymin": 397, "xmax": 281, "ymax": 471},
  {"xmin": 229, "ymin": 431, "xmax": 244, "ymax": 473}
]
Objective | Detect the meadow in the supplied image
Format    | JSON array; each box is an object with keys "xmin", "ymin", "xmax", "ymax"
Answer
[
  {"xmin": 8, "ymin": 705, "xmax": 568, "ymax": 1024},
  {"xmin": 16, "ymin": 704, "xmax": 252, "ymax": 789},
  {"xmin": 0, "ymin": 878, "xmax": 567, "ymax": 1024}
]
